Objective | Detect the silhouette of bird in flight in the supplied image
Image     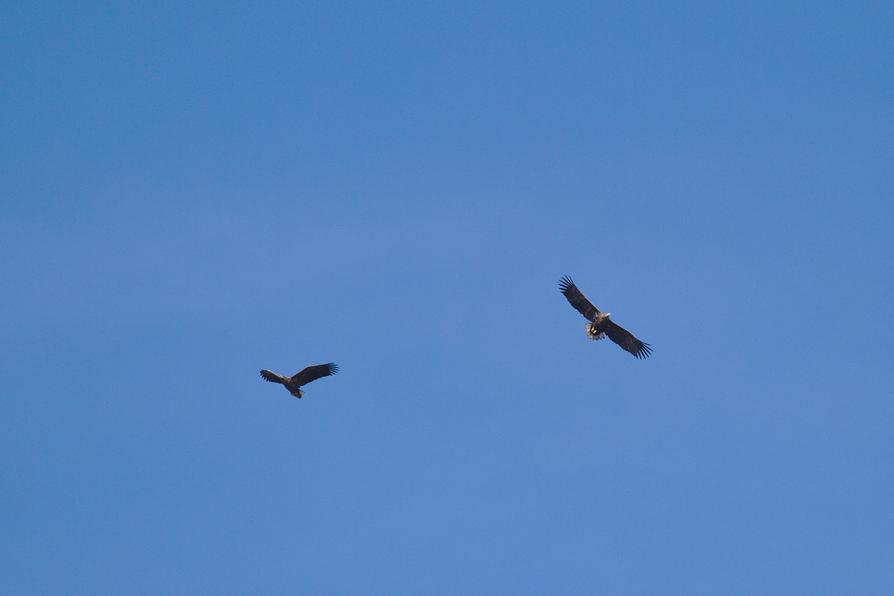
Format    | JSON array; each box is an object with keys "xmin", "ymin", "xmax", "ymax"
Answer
[
  {"xmin": 259, "ymin": 363, "xmax": 339, "ymax": 398},
  {"xmin": 559, "ymin": 276, "xmax": 652, "ymax": 359}
]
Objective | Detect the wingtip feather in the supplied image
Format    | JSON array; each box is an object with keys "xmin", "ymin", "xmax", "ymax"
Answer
[
  {"xmin": 558, "ymin": 275, "xmax": 576, "ymax": 294},
  {"xmin": 636, "ymin": 342, "xmax": 653, "ymax": 359}
]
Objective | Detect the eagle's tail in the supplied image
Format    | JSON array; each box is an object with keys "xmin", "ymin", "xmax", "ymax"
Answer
[{"xmin": 586, "ymin": 324, "xmax": 605, "ymax": 341}]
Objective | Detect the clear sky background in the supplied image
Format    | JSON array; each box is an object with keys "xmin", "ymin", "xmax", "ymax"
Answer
[{"xmin": 2, "ymin": 2, "xmax": 892, "ymax": 594}]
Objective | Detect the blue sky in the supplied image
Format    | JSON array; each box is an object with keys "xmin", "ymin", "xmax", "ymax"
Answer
[{"xmin": 2, "ymin": 2, "xmax": 892, "ymax": 593}]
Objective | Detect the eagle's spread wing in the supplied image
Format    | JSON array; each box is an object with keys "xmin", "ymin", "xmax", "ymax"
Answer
[
  {"xmin": 604, "ymin": 320, "xmax": 652, "ymax": 359},
  {"xmin": 559, "ymin": 276, "xmax": 600, "ymax": 321},
  {"xmin": 260, "ymin": 369, "xmax": 286, "ymax": 384},
  {"xmin": 291, "ymin": 363, "xmax": 339, "ymax": 387}
]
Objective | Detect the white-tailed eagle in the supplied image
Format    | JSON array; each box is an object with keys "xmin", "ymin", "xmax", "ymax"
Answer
[
  {"xmin": 559, "ymin": 276, "xmax": 652, "ymax": 359},
  {"xmin": 259, "ymin": 363, "xmax": 339, "ymax": 398}
]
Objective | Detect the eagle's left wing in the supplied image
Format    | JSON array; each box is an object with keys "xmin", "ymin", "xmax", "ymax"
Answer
[
  {"xmin": 559, "ymin": 276, "xmax": 600, "ymax": 321},
  {"xmin": 260, "ymin": 370, "xmax": 286, "ymax": 384}
]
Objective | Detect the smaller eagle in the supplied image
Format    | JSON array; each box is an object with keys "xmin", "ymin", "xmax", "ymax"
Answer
[
  {"xmin": 259, "ymin": 363, "xmax": 339, "ymax": 398},
  {"xmin": 559, "ymin": 276, "xmax": 652, "ymax": 359}
]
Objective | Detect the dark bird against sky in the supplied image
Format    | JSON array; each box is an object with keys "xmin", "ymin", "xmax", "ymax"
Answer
[
  {"xmin": 559, "ymin": 276, "xmax": 652, "ymax": 359},
  {"xmin": 259, "ymin": 363, "xmax": 339, "ymax": 398}
]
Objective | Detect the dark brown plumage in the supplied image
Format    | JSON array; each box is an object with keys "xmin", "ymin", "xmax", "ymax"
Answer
[
  {"xmin": 559, "ymin": 276, "xmax": 652, "ymax": 359},
  {"xmin": 259, "ymin": 363, "xmax": 339, "ymax": 398}
]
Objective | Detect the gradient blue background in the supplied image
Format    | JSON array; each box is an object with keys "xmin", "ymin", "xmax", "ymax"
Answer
[{"xmin": 3, "ymin": 2, "xmax": 892, "ymax": 593}]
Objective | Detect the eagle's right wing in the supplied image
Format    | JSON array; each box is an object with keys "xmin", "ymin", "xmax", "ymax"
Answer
[
  {"xmin": 292, "ymin": 363, "xmax": 339, "ymax": 387},
  {"xmin": 559, "ymin": 276, "xmax": 600, "ymax": 321},
  {"xmin": 604, "ymin": 320, "xmax": 652, "ymax": 359}
]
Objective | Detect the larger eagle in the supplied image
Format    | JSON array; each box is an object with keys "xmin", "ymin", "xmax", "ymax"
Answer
[
  {"xmin": 559, "ymin": 276, "xmax": 652, "ymax": 359},
  {"xmin": 259, "ymin": 363, "xmax": 339, "ymax": 398}
]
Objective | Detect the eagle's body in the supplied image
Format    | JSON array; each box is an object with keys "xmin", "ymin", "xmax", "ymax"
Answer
[
  {"xmin": 559, "ymin": 276, "xmax": 652, "ymax": 359},
  {"xmin": 260, "ymin": 363, "xmax": 339, "ymax": 399},
  {"xmin": 586, "ymin": 312, "xmax": 611, "ymax": 341}
]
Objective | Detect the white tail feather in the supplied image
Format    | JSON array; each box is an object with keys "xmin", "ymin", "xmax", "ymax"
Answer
[{"xmin": 586, "ymin": 324, "xmax": 605, "ymax": 341}]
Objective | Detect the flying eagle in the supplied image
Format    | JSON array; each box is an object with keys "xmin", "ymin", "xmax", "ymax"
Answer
[
  {"xmin": 259, "ymin": 363, "xmax": 339, "ymax": 398},
  {"xmin": 559, "ymin": 276, "xmax": 652, "ymax": 359}
]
